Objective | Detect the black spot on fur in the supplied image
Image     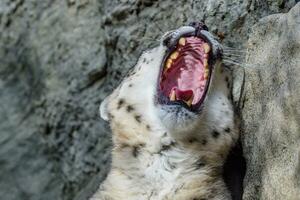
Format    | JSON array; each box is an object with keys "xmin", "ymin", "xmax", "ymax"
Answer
[
  {"xmin": 117, "ymin": 99, "xmax": 125, "ymax": 109},
  {"xmin": 132, "ymin": 146, "xmax": 139, "ymax": 157},
  {"xmin": 224, "ymin": 127, "xmax": 231, "ymax": 133},
  {"xmin": 132, "ymin": 144, "xmax": 145, "ymax": 158},
  {"xmin": 188, "ymin": 138, "xmax": 198, "ymax": 143},
  {"xmin": 160, "ymin": 141, "xmax": 175, "ymax": 152},
  {"xmin": 120, "ymin": 143, "xmax": 130, "ymax": 149},
  {"xmin": 212, "ymin": 130, "xmax": 220, "ymax": 138},
  {"xmin": 170, "ymin": 163, "xmax": 176, "ymax": 169},
  {"xmin": 134, "ymin": 115, "xmax": 141, "ymax": 123},
  {"xmin": 146, "ymin": 124, "xmax": 151, "ymax": 130},
  {"xmin": 143, "ymin": 58, "xmax": 147, "ymax": 63},
  {"xmin": 126, "ymin": 105, "xmax": 134, "ymax": 112},
  {"xmin": 201, "ymin": 139, "xmax": 207, "ymax": 145},
  {"xmin": 195, "ymin": 159, "xmax": 205, "ymax": 169},
  {"xmin": 128, "ymin": 84, "xmax": 133, "ymax": 87},
  {"xmin": 161, "ymin": 144, "xmax": 171, "ymax": 151},
  {"xmin": 108, "ymin": 112, "xmax": 114, "ymax": 119},
  {"xmin": 130, "ymin": 71, "xmax": 136, "ymax": 76}
]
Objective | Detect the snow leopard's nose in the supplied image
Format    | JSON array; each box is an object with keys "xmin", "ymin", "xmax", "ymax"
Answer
[
  {"xmin": 188, "ymin": 21, "xmax": 209, "ymax": 33},
  {"xmin": 161, "ymin": 26, "xmax": 195, "ymax": 50}
]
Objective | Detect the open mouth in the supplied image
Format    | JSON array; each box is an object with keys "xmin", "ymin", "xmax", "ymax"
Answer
[{"xmin": 158, "ymin": 34, "xmax": 213, "ymax": 111}]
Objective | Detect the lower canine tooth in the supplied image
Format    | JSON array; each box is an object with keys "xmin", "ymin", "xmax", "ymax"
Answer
[
  {"xmin": 203, "ymin": 43, "xmax": 210, "ymax": 53},
  {"xmin": 170, "ymin": 90, "xmax": 176, "ymax": 101},
  {"xmin": 186, "ymin": 97, "xmax": 193, "ymax": 107}
]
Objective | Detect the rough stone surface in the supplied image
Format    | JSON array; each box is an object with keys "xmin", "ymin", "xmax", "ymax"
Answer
[
  {"xmin": 236, "ymin": 3, "xmax": 300, "ymax": 200},
  {"xmin": 0, "ymin": 0, "xmax": 298, "ymax": 200}
]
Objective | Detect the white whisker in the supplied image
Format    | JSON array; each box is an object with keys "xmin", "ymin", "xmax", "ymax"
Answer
[
  {"xmin": 223, "ymin": 53, "xmax": 245, "ymax": 58},
  {"xmin": 222, "ymin": 46, "xmax": 247, "ymax": 50},
  {"xmin": 223, "ymin": 49, "xmax": 248, "ymax": 53},
  {"xmin": 223, "ymin": 57, "xmax": 244, "ymax": 63},
  {"xmin": 223, "ymin": 52, "xmax": 247, "ymax": 55},
  {"xmin": 223, "ymin": 59, "xmax": 258, "ymax": 68}
]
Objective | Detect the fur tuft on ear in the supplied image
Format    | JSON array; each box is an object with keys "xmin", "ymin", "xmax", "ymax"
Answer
[{"xmin": 99, "ymin": 97, "xmax": 109, "ymax": 121}]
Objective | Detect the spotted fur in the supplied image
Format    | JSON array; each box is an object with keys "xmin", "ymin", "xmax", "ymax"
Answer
[{"xmin": 91, "ymin": 28, "xmax": 238, "ymax": 200}]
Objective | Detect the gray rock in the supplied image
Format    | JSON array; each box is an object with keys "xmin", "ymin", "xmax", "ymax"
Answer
[
  {"xmin": 0, "ymin": 0, "xmax": 298, "ymax": 200},
  {"xmin": 237, "ymin": 3, "xmax": 300, "ymax": 200}
]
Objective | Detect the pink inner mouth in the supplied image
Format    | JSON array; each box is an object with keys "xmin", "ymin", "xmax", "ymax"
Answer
[{"xmin": 159, "ymin": 36, "xmax": 210, "ymax": 106}]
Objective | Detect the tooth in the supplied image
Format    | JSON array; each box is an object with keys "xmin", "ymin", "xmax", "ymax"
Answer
[
  {"xmin": 204, "ymin": 69, "xmax": 209, "ymax": 79},
  {"xmin": 203, "ymin": 43, "xmax": 210, "ymax": 53},
  {"xmin": 166, "ymin": 59, "xmax": 172, "ymax": 69},
  {"xmin": 170, "ymin": 90, "xmax": 176, "ymax": 101},
  {"xmin": 179, "ymin": 38, "xmax": 186, "ymax": 46},
  {"xmin": 166, "ymin": 63, "xmax": 171, "ymax": 69},
  {"xmin": 170, "ymin": 51, "xmax": 179, "ymax": 60},
  {"xmin": 203, "ymin": 59, "xmax": 208, "ymax": 68},
  {"xmin": 185, "ymin": 97, "xmax": 193, "ymax": 107}
]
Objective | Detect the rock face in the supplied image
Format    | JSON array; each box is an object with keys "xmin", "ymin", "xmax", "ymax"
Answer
[
  {"xmin": 0, "ymin": 0, "xmax": 299, "ymax": 200},
  {"xmin": 237, "ymin": 3, "xmax": 300, "ymax": 200}
]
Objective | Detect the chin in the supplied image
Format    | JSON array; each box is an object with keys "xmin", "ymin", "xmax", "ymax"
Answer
[{"xmin": 156, "ymin": 104, "xmax": 199, "ymax": 134}]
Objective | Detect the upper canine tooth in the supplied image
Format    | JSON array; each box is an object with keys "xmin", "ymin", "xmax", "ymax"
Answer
[
  {"xmin": 170, "ymin": 90, "xmax": 176, "ymax": 101},
  {"xmin": 203, "ymin": 43, "xmax": 210, "ymax": 53},
  {"xmin": 179, "ymin": 38, "xmax": 186, "ymax": 46},
  {"xmin": 170, "ymin": 51, "xmax": 179, "ymax": 60}
]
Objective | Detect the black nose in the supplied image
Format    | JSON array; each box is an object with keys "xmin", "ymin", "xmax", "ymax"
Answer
[{"xmin": 188, "ymin": 21, "xmax": 209, "ymax": 32}]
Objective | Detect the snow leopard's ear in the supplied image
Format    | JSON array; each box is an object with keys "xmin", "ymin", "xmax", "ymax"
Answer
[{"xmin": 99, "ymin": 97, "xmax": 109, "ymax": 121}]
